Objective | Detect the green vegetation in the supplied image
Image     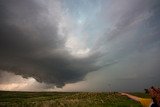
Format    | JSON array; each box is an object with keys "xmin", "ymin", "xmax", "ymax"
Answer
[{"xmin": 0, "ymin": 91, "xmax": 149, "ymax": 107}]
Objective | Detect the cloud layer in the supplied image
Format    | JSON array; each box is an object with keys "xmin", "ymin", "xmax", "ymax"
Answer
[
  {"xmin": 0, "ymin": 0, "xmax": 100, "ymax": 88},
  {"xmin": 0, "ymin": 0, "xmax": 160, "ymax": 91}
]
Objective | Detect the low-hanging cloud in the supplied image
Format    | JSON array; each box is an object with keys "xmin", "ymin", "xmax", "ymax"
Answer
[
  {"xmin": 0, "ymin": 0, "xmax": 160, "ymax": 91},
  {"xmin": 0, "ymin": 0, "xmax": 100, "ymax": 88}
]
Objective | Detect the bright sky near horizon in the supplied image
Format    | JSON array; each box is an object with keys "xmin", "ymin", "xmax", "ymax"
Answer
[{"xmin": 0, "ymin": 0, "xmax": 160, "ymax": 92}]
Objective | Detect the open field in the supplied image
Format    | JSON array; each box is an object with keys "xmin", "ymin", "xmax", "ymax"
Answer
[{"xmin": 0, "ymin": 91, "xmax": 150, "ymax": 107}]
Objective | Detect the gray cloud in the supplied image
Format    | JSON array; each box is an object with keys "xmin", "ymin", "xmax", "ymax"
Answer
[
  {"xmin": 86, "ymin": 0, "xmax": 160, "ymax": 91},
  {"xmin": 93, "ymin": 0, "xmax": 160, "ymax": 63},
  {"xmin": 0, "ymin": 0, "xmax": 100, "ymax": 88},
  {"xmin": 0, "ymin": 0, "xmax": 160, "ymax": 91}
]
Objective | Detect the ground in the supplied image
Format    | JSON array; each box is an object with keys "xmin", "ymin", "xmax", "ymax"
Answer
[{"xmin": 0, "ymin": 91, "xmax": 150, "ymax": 107}]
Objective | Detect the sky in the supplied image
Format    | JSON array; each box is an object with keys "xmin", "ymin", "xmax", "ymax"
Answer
[{"xmin": 0, "ymin": 0, "xmax": 160, "ymax": 92}]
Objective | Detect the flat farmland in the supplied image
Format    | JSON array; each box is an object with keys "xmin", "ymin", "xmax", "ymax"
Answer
[{"xmin": 0, "ymin": 91, "xmax": 149, "ymax": 107}]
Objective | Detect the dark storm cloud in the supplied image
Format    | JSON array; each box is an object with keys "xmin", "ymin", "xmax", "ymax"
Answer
[
  {"xmin": 0, "ymin": 0, "xmax": 160, "ymax": 91},
  {"xmin": 0, "ymin": 0, "xmax": 100, "ymax": 87}
]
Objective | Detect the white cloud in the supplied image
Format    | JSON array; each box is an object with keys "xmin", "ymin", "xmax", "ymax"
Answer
[{"xmin": 65, "ymin": 36, "xmax": 90, "ymax": 57}]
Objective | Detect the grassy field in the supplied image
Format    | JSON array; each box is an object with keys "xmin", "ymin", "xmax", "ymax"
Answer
[{"xmin": 0, "ymin": 91, "xmax": 150, "ymax": 107}]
